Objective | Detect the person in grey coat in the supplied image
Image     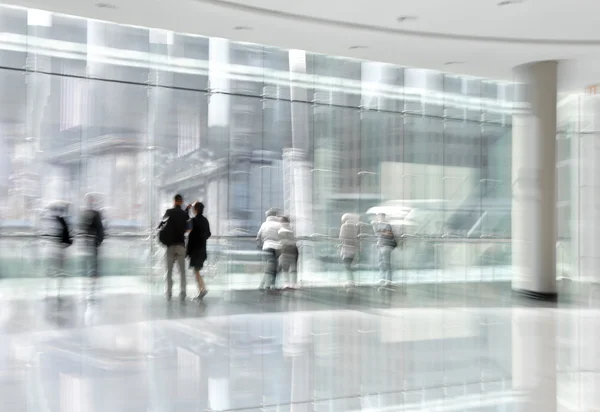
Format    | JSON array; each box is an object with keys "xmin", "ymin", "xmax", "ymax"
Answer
[{"xmin": 339, "ymin": 213, "xmax": 359, "ymax": 286}]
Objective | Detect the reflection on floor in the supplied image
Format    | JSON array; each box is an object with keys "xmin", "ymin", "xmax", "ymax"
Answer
[{"xmin": 0, "ymin": 280, "xmax": 598, "ymax": 411}]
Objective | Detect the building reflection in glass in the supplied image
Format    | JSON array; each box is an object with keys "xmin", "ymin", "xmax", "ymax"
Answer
[{"xmin": 0, "ymin": 4, "xmax": 516, "ymax": 287}]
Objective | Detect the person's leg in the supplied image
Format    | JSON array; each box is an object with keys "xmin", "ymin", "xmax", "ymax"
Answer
[
  {"xmin": 379, "ymin": 247, "xmax": 392, "ymax": 284},
  {"xmin": 378, "ymin": 247, "xmax": 385, "ymax": 282},
  {"xmin": 176, "ymin": 245, "xmax": 187, "ymax": 299},
  {"xmin": 268, "ymin": 249, "xmax": 278, "ymax": 289},
  {"xmin": 344, "ymin": 257, "xmax": 354, "ymax": 283},
  {"xmin": 259, "ymin": 249, "xmax": 269, "ymax": 289},
  {"xmin": 165, "ymin": 246, "xmax": 175, "ymax": 299},
  {"xmin": 57, "ymin": 246, "xmax": 66, "ymax": 298},
  {"xmin": 89, "ymin": 243, "xmax": 100, "ymax": 299},
  {"xmin": 195, "ymin": 268, "xmax": 208, "ymax": 299},
  {"xmin": 383, "ymin": 247, "xmax": 393, "ymax": 283},
  {"xmin": 279, "ymin": 257, "xmax": 289, "ymax": 288},
  {"xmin": 289, "ymin": 260, "xmax": 298, "ymax": 287},
  {"xmin": 91, "ymin": 244, "xmax": 99, "ymax": 278}
]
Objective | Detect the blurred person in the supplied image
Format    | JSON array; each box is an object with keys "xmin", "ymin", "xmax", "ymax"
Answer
[
  {"xmin": 339, "ymin": 213, "xmax": 359, "ymax": 287},
  {"xmin": 158, "ymin": 194, "xmax": 191, "ymax": 301},
  {"xmin": 257, "ymin": 208, "xmax": 281, "ymax": 290},
  {"xmin": 372, "ymin": 212, "xmax": 396, "ymax": 286},
  {"xmin": 80, "ymin": 193, "xmax": 104, "ymax": 299},
  {"xmin": 42, "ymin": 201, "xmax": 73, "ymax": 298},
  {"xmin": 278, "ymin": 216, "xmax": 298, "ymax": 289},
  {"xmin": 187, "ymin": 202, "xmax": 211, "ymax": 301}
]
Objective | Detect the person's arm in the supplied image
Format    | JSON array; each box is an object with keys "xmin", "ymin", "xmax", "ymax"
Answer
[
  {"xmin": 256, "ymin": 223, "xmax": 264, "ymax": 247},
  {"xmin": 204, "ymin": 219, "xmax": 211, "ymax": 240}
]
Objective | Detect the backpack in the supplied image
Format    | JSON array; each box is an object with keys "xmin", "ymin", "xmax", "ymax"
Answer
[
  {"xmin": 158, "ymin": 217, "xmax": 173, "ymax": 246},
  {"xmin": 56, "ymin": 216, "xmax": 73, "ymax": 246}
]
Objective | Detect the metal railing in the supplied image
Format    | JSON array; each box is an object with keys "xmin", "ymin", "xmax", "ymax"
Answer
[{"xmin": 0, "ymin": 233, "xmax": 514, "ymax": 283}]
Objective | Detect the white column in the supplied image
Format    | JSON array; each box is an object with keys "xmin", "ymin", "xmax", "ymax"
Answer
[
  {"xmin": 512, "ymin": 309, "xmax": 557, "ymax": 411},
  {"xmin": 511, "ymin": 61, "xmax": 558, "ymax": 297}
]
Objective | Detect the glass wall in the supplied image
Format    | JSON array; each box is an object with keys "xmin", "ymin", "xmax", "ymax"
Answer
[
  {"xmin": 0, "ymin": 5, "xmax": 514, "ymax": 287},
  {"xmin": 556, "ymin": 91, "xmax": 600, "ymax": 283}
]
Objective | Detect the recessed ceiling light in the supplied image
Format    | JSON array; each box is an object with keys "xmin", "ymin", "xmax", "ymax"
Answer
[
  {"xmin": 233, "ymin": 26, "xmax": 253, "ymax": 31},
  {"xmin": 348, "ymin": 45, "xmax": 368, "ymax": 50},
  {"xmin": 397, "ymin": 16, "xmax": 418, "ymax": 23},
  {"xmin": 497, "ymin": 0, "xmax": 524, "ymax": 6},
  {"xmin": 95, "ymin": 2, "xmax": 117, "ymax": 9}
]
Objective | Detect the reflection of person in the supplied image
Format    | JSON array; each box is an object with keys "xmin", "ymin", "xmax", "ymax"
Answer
[
  {"xmin": 372, "ymin": 213, "xmax": 396, "ymax": 286},
  {"xmin": 257, "ymin": 208, "xmax": 281, "ymax": 290},
  {"xmin": 339, "ymin": 213, "xmax": 359, "ymax": 286},
  {"xmin": 278, "ymin": 216, "xmax": 298, "ymax": 289},
  {"xmin": 187, "ymin": 202, "xmax": 211, "ymax": 301},
  {"xmin": 158, "ymin": 194, "xmax": 191, "ymax": 301}
]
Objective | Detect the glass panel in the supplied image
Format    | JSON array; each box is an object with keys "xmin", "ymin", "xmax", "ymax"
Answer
[
  {"xmin": 0, "ymin": 3, "xmax": 519, "ymax": 288},
  {"xmin": 86, "ymin": 20, "xmax": 150, "ymax": 84},
  {"xmin": 221, "ymin": 41, "xmax": 264, "ymax": 97},
  {"xmin": 26, "ymin": 11, "xmax": 88, "ymax": 76},
  {"xmin": 149, "ymin": 30, "xmax": 209, "ymax": 90},
  {"xmin": 404, "ymin": 68, "xmax": 443, "ymax": 117},
  {"xmin": 0, "ymin": 68, "xmax": 29, "ymax": 277},
  {"xmin": 444, "ymin": 75, "xmax": 481, "ymax": 121},
  {"xmin": 360, "ymin": 62, "xmax": 403, "ymax": 112},
  {"xmin": 0, "ymin": 6, "xmax": 27, "ymax": 69},
  {"xmin": 311, "ymin": 54, "xmax": 361, "ymax": 107}
]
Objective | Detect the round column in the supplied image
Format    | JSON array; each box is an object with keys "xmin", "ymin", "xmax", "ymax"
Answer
[{"xmin": 511, "ymin": 61, "xmax": 558, "ymax": 298}]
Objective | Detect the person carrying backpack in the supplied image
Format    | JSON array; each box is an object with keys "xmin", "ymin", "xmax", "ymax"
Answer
[
  {"xmin": 42, "ymin": 201, "xmax": 72, "ymax": 298},
  {"xmin": 158, "ymin": 194, "xmax": 191, "ymax": 301}
]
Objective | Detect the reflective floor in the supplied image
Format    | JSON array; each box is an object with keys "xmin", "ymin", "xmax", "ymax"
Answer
[{"xmin": 0, "ymin": 280, "xmax": 598, "ymax": 411}]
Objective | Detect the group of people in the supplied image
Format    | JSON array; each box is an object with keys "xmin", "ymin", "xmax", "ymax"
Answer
[
  {"xmin": 42, "ymin": 194, "xmax": 105, "ymax": 298},
  {"xmin": 339, "ymin": 212, "xmax": 398, "ymax": 287},
  {"xmin": 158, "ymin": 194, "xmax": 211, "ymax": 302},
  {"xmin": 255, "ymin": 208, "xmax": 398, "ymax": 291},
  {"xmin": 256, "ymin": 208, "xmax": 299, "ymax": 290},
  {"xmin": 40, "ymin": 191, "xmax": 398, "ymax": 301}
]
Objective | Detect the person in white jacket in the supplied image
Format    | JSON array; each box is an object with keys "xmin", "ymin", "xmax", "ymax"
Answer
[
  {"xmin": 339, "ymin": 213, "xmax": 359, "ymax": 286},
  {"xmin": 257, "ymin": 208, "xmax": 281, "ymax": 290}
]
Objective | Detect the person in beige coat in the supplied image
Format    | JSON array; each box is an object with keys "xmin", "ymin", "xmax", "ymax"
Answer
[{"xmin": 339, "ymin": 213, "xmax": 359, "ymax": 286}]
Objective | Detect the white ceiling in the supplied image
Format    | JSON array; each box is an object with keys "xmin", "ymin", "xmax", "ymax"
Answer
[{"xmin": 6, "ymin": 0, "xmax": 600, "ymax": 91}]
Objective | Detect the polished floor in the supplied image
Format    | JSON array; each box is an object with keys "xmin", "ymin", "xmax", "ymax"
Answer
[{"xmin": 0, "ymin": 280, "xmax": 598, "ymax": 411}]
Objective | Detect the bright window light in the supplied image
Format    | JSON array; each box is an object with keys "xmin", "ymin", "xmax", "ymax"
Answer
[{"xmin": 27, "ymin": 9, "xmax": 52, "ymax": 27}]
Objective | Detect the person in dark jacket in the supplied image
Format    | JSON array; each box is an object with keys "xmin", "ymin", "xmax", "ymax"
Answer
[
  {"xmin": 80, "ymin": 194, "xmax": 105, "ymax": 300},
  {"xmin": 42, "ymin": 201, "xmax": 72, "ymax": 298},
  {"xmin": 187, "ymin": 202, "xmax": 211, "ymax": 301},
  {"xmin": 80, "ymin": 193, "xmax": 104, "ymax": 278},
  {"xmin": 158, "ymin": 194, "xmax": 191, "ymax": 301}
]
